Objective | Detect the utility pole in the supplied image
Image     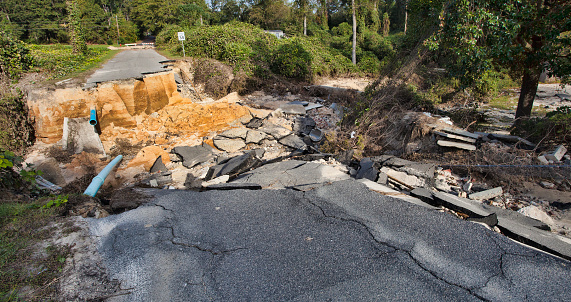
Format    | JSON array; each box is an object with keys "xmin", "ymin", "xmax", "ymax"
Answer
[{"xmin": 115, "ymin": 14, "xmax": 120, "ymax": 45}]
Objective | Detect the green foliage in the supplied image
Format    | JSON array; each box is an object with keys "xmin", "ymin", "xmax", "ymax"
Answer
[
  {"xmin": 29, "ymin": 44, "xmax": 114, "ymax": 80},
  {"xmin": 68, "ymin": 0, "xmax": 88, "ymax": 55},
  {"xmin": 43, "ymin": 195, "xmax": 69, "ymax": 209},
  {"xmin": 0, "ymin": 149, "xmax": 42, "ymax": 193},
  {"xmin": 272, "ymin": 39, "xmax": 312, "ymax": 79},
  {"xmin": 0, "ymin": 32, "xmax": 34, "ymax": 80},
  {"xmin": 0, "ymin": 90, "xmax": 35, "ymax": 154},
  {"xmin": 357, "ymin": 51, "xmax": 382, "ymax": 74},
  {"xmin": 514, "ymin": 106, "xmax": 571, "ymax": 145}
]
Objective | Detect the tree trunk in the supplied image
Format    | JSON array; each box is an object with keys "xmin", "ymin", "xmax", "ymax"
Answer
[
  {"xmin": 515, "ymin": 66, "xmax": 542, "ymax": 121},
  {"xmin": 304, "ymin": 15, "xmax": 307, "ymax": 36},
  {"xmin": 352, "ymin": 0, "xmax": 356, "ymax": 65},
  {"xmin": 404, "ymin": 1, "xmax": 408, "ymax": 34}
]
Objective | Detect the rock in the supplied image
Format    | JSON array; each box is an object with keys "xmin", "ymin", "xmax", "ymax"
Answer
[
  {"xmin": 437, "ymin": 140, "xmax": 477, "ymax": 151},
  {"xmin": 279, "ymin": 104, "xmax": 306, "ymax": 115},
  {"xmin": 288, "ymin": 100, "xmax": 309, "ymax": 106},
  {"xmin": 518, "ymin": 205, "xmax": 555, "ymax": 226},
  {"xmin": 259, "ymin": 124, "xmax": 292, "ymax": 140},
  {"xmin": 469, "ymin": 187, "xmax": 503, "ymax": 201},
  {"xmin": 205, "ymin": 151, "xmax": 261, "ymax": 181},
  {"xmin": 245, "ymin": 130, "xmax": 267, "ymax": 144},
  {"xmin": 545, "ymin": 145, "xmax": 567, "ymax": 162},
  {"xmin": 219, "ymin": 128, "xmax": 249, "ymax": 139},
  {"xmin": 356, "ymin": 158, "xmax": 378, "ymax": 181},
  {"xmin": 213, "ymin": 137, "xmax": 246, "ymax": 153},
  {"xmin": 150, "ymin": 155, "xmax": 168, "ymax": 173},
  {"xmin": 172, "ymin": 144, "xmax": 214, "ymax": 168}
]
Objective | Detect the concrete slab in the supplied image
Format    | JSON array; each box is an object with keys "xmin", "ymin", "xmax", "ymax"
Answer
[
  {"xmin": 469, "ymin": 187, "xmax": 503, "ymax": 200},
  {"xmin": 62, "ymin": 117, "xmax": 106, "ymax": 156},
  {"xmin": 172, "ymin": 144, "xmax": 214, "ymax": 168},
  {"xmin": 437, "ymin": 140, "xmax": 477, "ymax": 151}
]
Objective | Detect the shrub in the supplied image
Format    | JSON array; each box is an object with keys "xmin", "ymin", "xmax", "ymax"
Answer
[
  {"xmin": 0, "ymin": 32, "xmax": 33, "ymax": 80},
  {"xmin": 271, "ymin": 39, "xmax": 312, "ymax": 79},
  {"xmin": 357, "ymin": 52, "xmax": 382, "ymax": 74}
]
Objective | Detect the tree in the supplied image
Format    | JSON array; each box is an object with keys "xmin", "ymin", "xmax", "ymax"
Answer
[
  {"xmin": 429, "ymin": 0, "xmax": 571, "ymax": 122},
  {"xmin": 293, "ymin": 0, "xmax": 312, "ymax": 36},
  {"xmin": 68, "ymin": 0, "xmax": 87, "ymax": 54},
  {"xmin": 351, "ymin": 0, "xmax": 356, "ymax": 64}
]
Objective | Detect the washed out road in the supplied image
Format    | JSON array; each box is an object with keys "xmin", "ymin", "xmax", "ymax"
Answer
[
  {"xmin": 88, "ymin": 180, "xmax": 571, "ymax": 301},
  {"xmin": 85, "ymin": 49, "xmax": 167, "ymax": 86}
]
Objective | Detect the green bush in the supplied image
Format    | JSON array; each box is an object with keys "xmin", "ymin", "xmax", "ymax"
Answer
[
  {"xmin": 357, "ymin": 52, "xmax": 382, "ymax": 74},
  {"xmin": 156, "ymin": 24, "xmax": 185, "ymax": 48},
  {"xmin": 272, "ymin": 39, "xmax": 312, "ymax": 79},
  {"xmin": 0, "ymin": 32, "xmax": 33, "ymax": 80}
]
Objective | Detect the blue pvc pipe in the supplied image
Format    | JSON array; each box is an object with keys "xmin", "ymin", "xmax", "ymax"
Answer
[
  {"xmin": 84, "ymin": 155, "xmax": 123, "ymax": 197},
  {"xmin": 89, "ymin": 109, "xmax": 98, "ymax": 126}
]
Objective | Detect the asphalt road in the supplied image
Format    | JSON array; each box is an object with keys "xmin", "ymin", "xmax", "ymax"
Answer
[
  {"xmin": 88, "ymin": 180, "xmax": 571, "ymax": 301},
  {"xmin": 85, "ymin": 49, "xmax": 167, "ymax": 85}
]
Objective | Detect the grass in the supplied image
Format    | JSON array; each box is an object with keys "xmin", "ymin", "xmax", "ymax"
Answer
[
  {"xmin": 28, "ymin": 44, "xmax": 121, "ymax": 81},
  {"xmin": 155, "ymin": 47, "xmax": 184, "ymax": 60},
  {"xmin": 487, "ymin": 95, "xmax": 518, "ymax": 110},
  {"xmin": 0, "ymin": 200, "xmax": 69, "ymax": 301}
]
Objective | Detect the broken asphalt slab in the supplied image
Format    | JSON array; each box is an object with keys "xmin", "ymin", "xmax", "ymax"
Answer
[
  {"xmin": 411, "ymin": 188, "xmax": 571, "ymax": 260},
  {"xmin": 87, "ymin": 180, "xmax": 571, "ymax": 301},
  {"xmin": 230, "ymin": 160, "xmax": 350, "ymax": 190}
]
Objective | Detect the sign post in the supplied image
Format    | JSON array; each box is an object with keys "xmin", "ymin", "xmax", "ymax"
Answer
[{"xmin": 177, "ymin": 32, "xmax": 186, "ymax": 57}]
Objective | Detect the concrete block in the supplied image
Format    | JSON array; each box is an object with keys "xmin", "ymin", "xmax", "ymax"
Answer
[
  {"xmin": 441, "ymin": 128, "xmax": 481, "ymax": 139},
  {"xmin": 469, "ymin": 187, "xmax": 503, "ymax": 201},
  {"xmin": 545, "ymin": 145, "xmax": 567, "ymax": 162},
  {"xmin": 433, "ymin": 131, "xmax": 477, "ymax": 143},
  {"xmin": 437, "ymin": 140, "xmax": 476, "ymax": 151}
]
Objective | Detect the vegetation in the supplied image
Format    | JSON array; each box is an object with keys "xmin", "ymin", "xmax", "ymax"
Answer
[{"xmin": 29, "ymin": 44, "xmax": 118, "ymax": 80}]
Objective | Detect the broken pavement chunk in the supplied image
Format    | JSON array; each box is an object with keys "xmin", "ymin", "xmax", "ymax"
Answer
[
  {"xmin": 204, "ymin": 151, "xmax": 261, "ymax": 181},
  {"xmin": 213, "ymin": 137, "xmax": 246, "ymax": 153},
  {"xmin": 437, "ymin": 140, "xmax": 476, "ymax": 151},
  {"xmin": 468, "ymin": 187, "xmax": 503, "ymax": 201},
  {"xmin": 203, "ymin": 183, "xmax": 262, "ymax": 190},
  {"xmin": 245, "ymin": 130, "xmax": 267, "ymax": 144},
  {"xmin": 487, "ymin": 133, "xmax": 535, "ymax": 149},
  {"xmin": 441, "ymin": 128, "xmax": 481, "ymax": 140},
  {"xmin": 279, "ymin": 103, "xmax": 306, "ymax": 115},
  {"xmin": 150, "ymin": 155, "xmax": 168, "ymax": 173},
  {"xmin": 279, "ymin": 134, "xmax": 307, "ymax": 150},
  {"xmin": 356, "ymin": 158, "xmax": 378, "ymax": 181},
  {"xmin": 62, "ymin": 117, "xmax": 106, "ymax": 155},
  {"xmin": 259, "ymin": 124, "xmax": 292, "ymax": 140},
  {"xmin": 172, "ymin": 144, "xmax": 214, "ymax": 168},
  {"xmin": 219, "ymin": 128, "xmax": 249, "ymax": 139}
]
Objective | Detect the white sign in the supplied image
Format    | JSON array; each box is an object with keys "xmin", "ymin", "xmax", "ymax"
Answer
[{"xmin": 177, "ymin": 32, "xmax": 186, "ymax": 41}]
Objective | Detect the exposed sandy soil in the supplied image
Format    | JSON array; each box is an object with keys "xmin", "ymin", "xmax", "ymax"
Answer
[{"xmin": 315, "ymin": 77, "xmax": 372, "ymax": 92}]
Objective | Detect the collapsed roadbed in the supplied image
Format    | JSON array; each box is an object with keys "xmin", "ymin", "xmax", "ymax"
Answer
[{"xmin": 21, "ymin": 58, "xmax": 571, "ymax": 300}]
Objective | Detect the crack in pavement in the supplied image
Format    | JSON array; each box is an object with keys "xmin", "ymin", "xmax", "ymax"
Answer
[
  {"xmin": 161, "ymin": 225, "xmax": 248, "ymax": 256},
  {"xmin": 301, "ymin": 192, "xmax": 491, "ymax": 302}
]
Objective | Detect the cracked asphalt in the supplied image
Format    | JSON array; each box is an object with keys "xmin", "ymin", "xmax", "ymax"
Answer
[
  {"xmin": 85, "ymin": 49, "xmax": 167, "ymax": 85},
  {"xmin": 88, "ymin": 180, "xmax": 571, "ymax": 301}
]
